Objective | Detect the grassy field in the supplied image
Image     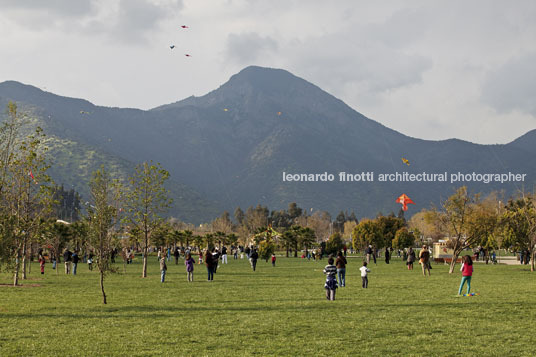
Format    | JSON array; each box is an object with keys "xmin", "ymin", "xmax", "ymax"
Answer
[{"xmin": 0, "ymin": 255, "xmax": 535, "ymax": 356}]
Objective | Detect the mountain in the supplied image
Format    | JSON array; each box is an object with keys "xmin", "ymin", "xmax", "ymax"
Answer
[{"xmin": 1, "ymin": 66, "xmax": 535, "ymax": 222}]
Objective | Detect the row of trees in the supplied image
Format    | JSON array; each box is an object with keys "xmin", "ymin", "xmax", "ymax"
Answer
[{"xmin": 0, "ymin": 102, "xmax": 173, "ymax": 304}]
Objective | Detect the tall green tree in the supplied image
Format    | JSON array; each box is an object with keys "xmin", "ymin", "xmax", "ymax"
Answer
[
  {"xmin": 123, "ymin": 161, "xmax": 171, "ymax": 278},
  {"xmin": 86, "ymin": 166, "xmax": 122, "ymax": 304},
  {"xmin": 352, "ymin": 220, "xmax": 382, "ymax": 251},
  {"xmin": 502, "ymin": 194, "xmax": 536, "ymax": 272}
]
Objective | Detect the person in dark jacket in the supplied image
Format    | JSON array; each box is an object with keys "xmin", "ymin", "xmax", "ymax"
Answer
[
  {"xmin": 205, "ymin": 249, "xmax": 214, "ymax": 281},
  {"xmin": 335, "ymin": 251, "xmax": 347, "ymax": 287},
  {"xmin": 63, "ymin": 249, "xmax": 72, "ymax": 274},
  {"xmin": 385, "ymin": 247, "xmax": 390, "ymax": 264},
  {"xmin": 250, "ymin": 249, "xmax": 259, "ymax": 271},
  {"xmin": 174, "ymin": 247, "xmax": 180, "ymax": 265},
  {"xmin": 72, "ymin": 251, "xmax": 80, "ymax": 275}
]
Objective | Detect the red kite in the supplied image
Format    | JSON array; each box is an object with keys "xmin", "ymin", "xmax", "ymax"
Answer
[
  {"xmin": 28, "ymin": 170, "xmax": 38, "ymax": 184},
  {"xmin": 396, "ymin": 193, "xmax": 415, "ymax": 211},
  {"xmin": 185, "ymin": 54, "xmax": 191, "ymax": 57},
  {"xmin": 181, "ymin": 25, "xmax": 189, "ymax": 28}
]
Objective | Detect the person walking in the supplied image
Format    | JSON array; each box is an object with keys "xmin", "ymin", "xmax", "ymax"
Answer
[
  {"xmin": 271, "ymin": 253, "xmax": 276, "ymax": 267},
  {"xmin": 335, "ymin": 251, "xmax": 347, "ymax": 287},
  {"xmin": 407, "ymin": 247, "xmax": 415, "ymax": 270},
  {"xmin": 419, "ymin": 245, "xmax": 431, "ymax": 276},
  {"xmin": 458, "ymin": 255, "xmax": 474, "ymax": 295},
  {"xmin": 160, "ymin": 256, "xmax": 167, "ymax": 283},
  {"xmin": 360, "ymin": 261, "xmax": 371, "ymax": 288},
  {"xmin": 185, "ymin": 252, "xmax": 195, "ymax": 282},
  {"xmin": 205, "ymin": 249, "xmax": 214, "ymax": 281},
  {"xmin": 250, "ymin": 249, "xmax": 259, "ymax": 271},
  {"xmin": 323, "ymin": 257, "xmax": 338, "ymax": 300},
  {"xmin": 174, "ymin": 247, "xmax": 180, "ymax": 265},
  {"xmin": 63, "ymin": 248, "xmax": 72, "ymax": 275},
  {"xmin": 38, "ymin": 249, "xmax": 45, "ymax": 275},
  {"xmin": 88, "ymin": 252, "xmax": 94, "ymax": 271},
  {"xmin": 365, "ymin": 245, "xmax": 372, "ymax": 264},
  {"xmin": 221, "ymin": 246, "xmax": 228, "ymax": 264},
  {"xmin": 385, "ymin": 247, "xmax": 390, "ymax": 264},
  {"xmin": 72, "ymin": 251, "xmax": 79, "ymax": 275}
]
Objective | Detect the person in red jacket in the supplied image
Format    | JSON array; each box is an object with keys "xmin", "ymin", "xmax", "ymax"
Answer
[{"xmin": 458, "ymin": 255, "xmax": 474, "ymax": 295}]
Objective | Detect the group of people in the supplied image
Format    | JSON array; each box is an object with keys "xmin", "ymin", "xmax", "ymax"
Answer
[
  {"xmin": 322, "ymin": 245, "xmax": 474, "ymax": 300},
  {"xmin": 322, "ymin": 251, "xmax": 371, "ymax": 300}
]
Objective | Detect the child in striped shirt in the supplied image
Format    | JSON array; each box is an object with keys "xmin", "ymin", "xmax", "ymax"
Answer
[{"xmin": 323, "ymin": 257, "xmax": 338, "ymax": 300}]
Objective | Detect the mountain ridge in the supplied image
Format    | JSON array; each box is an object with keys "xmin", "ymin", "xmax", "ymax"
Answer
[{"xmin": 1, "ymin": 66, "xmax": 535, "ymax": 222}]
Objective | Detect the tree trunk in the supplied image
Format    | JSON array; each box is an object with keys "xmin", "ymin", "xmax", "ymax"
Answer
[
  {"xmin": 286, "ymin": 244, "xmax": 289, "ymax": 258},
  {"xmin": 100, "ymin": 271, "xmax": 107, "ymax": 304},
  {"xmin": 448, "ymin": 250, "xmax": 461, "ymax": 274},
  {"xmin": 13, "ymin": 256, "xmax": 20, "ymax": 286},
  {"xmin": 22, "ymin": 242, "xmax": 27, "ymax": 279},
  {"xmin": 294, "ymin": 243, "xmax": 298, "ymax": 257},
  {"xmin": 531, "ymin": 249, "xmax": 535, "ymax": 272},
  {"xmin": 142, "ymin": 247, "xmax": 147, "ymax": 278}
]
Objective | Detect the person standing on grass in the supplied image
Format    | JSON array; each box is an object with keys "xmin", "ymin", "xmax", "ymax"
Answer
[
  {"xmin": 385, "ymin": 247, "xmax": 390, "ymax": 264},
  {"xmin": 198, "ymin": 250, "xmax": 203, "ymax": 265},
  {"xmin": 372, "ymin": 246, "xmax": 377, "ymax": 264},
  {"xmin": 458, "ymin": 255, "xmax": 474, "ymax": 295},
  {"xmin": 63, "ymin": 248, "xmax": 72, "ymax": 274},
  {"xmin": 212, "ymin": 248, "xmax": 220, "ymax": 273},
  {"xmin": 185, "ymin": 252, "xmax": 195, "ymax": 282},
  {"xmin": 407, "ymin": 247, "xmax": 415, "ymax": 270},
  {"xmin": 271, "ymin": 253, "xmax": 276, "ymax": 267},
  {"xmin": 160, "ymin": 256, "xmax": 167, "ymax": 283},
  {"xmin": 419, "ymin": 245, "xmax": 431, "ymax": 276},
  {"xmin": 335, "ymin": 251, "xmax": 347, "ymax": 287},
  {"xmin": 360, "ymin": 261, "xmax": 371, "ymax": 288},
  {"xmin": 72, "ymin": 251, "xmax": 79, "ymax": 275},
  {"xmin": 221, "ymin": 246, "xmax": 228, "ymax": 264},
  {"xmin": 38, "ymin": 249, "xmax": 45, "ymax": 275},
  {"xmin": 250, "ymin": 249, "xmax": 259, "ymax": 271},
  {"xmin": 205, "ymin": 248, "xmax": 215, "ymax": 281},
  {"xmin": 88, "ymin": 252, "xmax": 94, "ymax": 271},
  {"xmin": 323, "ymin": 257, "xmax": 338, "ymax": 300},
  {"xmin": 174, "ymin": 247, "xmax": 180, "ymax": 265},
  {"xmin": 365, "ymin": 245, "xmax": 372, "ymax": 264}
]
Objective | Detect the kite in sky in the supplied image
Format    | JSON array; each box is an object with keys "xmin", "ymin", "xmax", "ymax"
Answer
[
  {"xmin": 223, "ymin": 108, "xmax": 229, "ymax": 111},
  {"xmin": 80, "ymin": 111, "xmax": 90, "ymax": 115},
  {"xmin": 181, "ymin": 25, "xmax": 189, "ymax": 28},
  {"xmin": 185, "ymin": 54, "xmax": 191, "ymax": 57},
  {"xmin": 277, "ymin": 112, "xmax": 282, "ymax": 116},
  {"xmin": 170, "ymin": 45, "xmax": 175, "ymax": 49},
  {"xmin": 401, "ymin": 157, "xmax": 410, "ymax": 166},
  {"xmin": 396, "ymin": 193, "xmax": 415, "ymax": 211}
]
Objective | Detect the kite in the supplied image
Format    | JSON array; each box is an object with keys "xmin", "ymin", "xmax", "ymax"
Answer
[
  {"xmin": 80, "ymin": 111, "xmax": 90, "ymax": 115},
  {"xmin": 170, "ymin": 45, "xmax": 175, "ymax": 49},
  {"xmin": 396, "ymin": 193, "xmax": 415, "ymax": 211},
  {"xmin": 181, "ymin": 25, "xmax": 189, "ymax": 28},
  {"xmin": 185, "ymin": 54, "xmax": 191, "ymax": 57},
  {"xmin": 223, "ymin": 108, "xmax": 228, "ymax": 112},
  {"xmin": 463, "ymin": 293, "xmax": 479, "ymax": 297},
  {"xmin": 401, "ymin": 157, "xmax": 410, "ymax": 166},
  {"xmin": 28, "ymin": 170, "xmax": 38, "ymax": 184},
  {"xmin": 277, "ymin": 112, "xmax": 282, "ymax": 116}
]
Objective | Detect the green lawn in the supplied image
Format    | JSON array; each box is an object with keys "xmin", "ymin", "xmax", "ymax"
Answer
[{"xmin": 0, "ymin": 255, "xmax": 535, "ymax": 356}]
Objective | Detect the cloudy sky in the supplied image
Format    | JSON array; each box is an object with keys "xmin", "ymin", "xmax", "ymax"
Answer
[{"xmin": 1, "ymin": 0, "xmax": 535, "ymax": 144}]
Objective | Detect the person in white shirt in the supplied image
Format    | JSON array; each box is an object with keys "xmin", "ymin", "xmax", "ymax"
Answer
[{"xmin": 359, "ymin": 262, "xmax": 371, "ymax": 288}]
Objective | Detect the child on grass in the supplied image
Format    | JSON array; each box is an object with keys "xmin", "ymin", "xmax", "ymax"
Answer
[
  {"xmin": 323, "ymin": 257, "xmax": 337, "ymax": 300},
  {"xmin": 271, "ymin": 254, "xmax": 276, "ymax": 267},
  {"xmin": 458, "ymin": 255, "xmax": 473, "ymax": 295},
  {"xmin": 185, "ymin": 252, "xmax": 195, "ymax": 282},
  {"xmin": 360, "ymin": 261, "xmax": 371, "ymax": 288},
  {"xmin": 160, "ymin": 256, "xmax": 167, "ymax": 283}
]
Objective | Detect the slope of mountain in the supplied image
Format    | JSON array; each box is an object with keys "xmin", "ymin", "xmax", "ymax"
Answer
[{"xmin": 1, "ymin": 66, "xmax": 535, "ymax": 221}]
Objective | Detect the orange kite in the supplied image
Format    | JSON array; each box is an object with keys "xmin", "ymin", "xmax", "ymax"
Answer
[{"xmin": 396, "ymin": 193, "xmax": 415, "ymax": 211}]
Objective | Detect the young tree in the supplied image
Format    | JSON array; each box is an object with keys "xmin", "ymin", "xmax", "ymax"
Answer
[
  {"xmin": 426, "ymin": 187, "xmax": 497, "ymax": 273},
  {"xmin": 502, "ymin": 194, "xmax": 536, "ymax": 272},
  {"xmin": 325, "ymin": 232, "xmax": 344, "ymax": 255},
  {"xmin": 352, "ymin": 219, "xmax": 382, "ymax": 251},
  {"xmin": 3, "ymin": 123, "xmax": 53, "ymax": 285},
  {"xmin": 392, "ymin": 228, "xmax": 415, "ymax": 250},
  {"xmin": 86, "ymin": 167, "xmax": 122, "ymax": 304},
  {"xmin": 124, "ymin": 161, "xmax": 171, "ymax": 278}
]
